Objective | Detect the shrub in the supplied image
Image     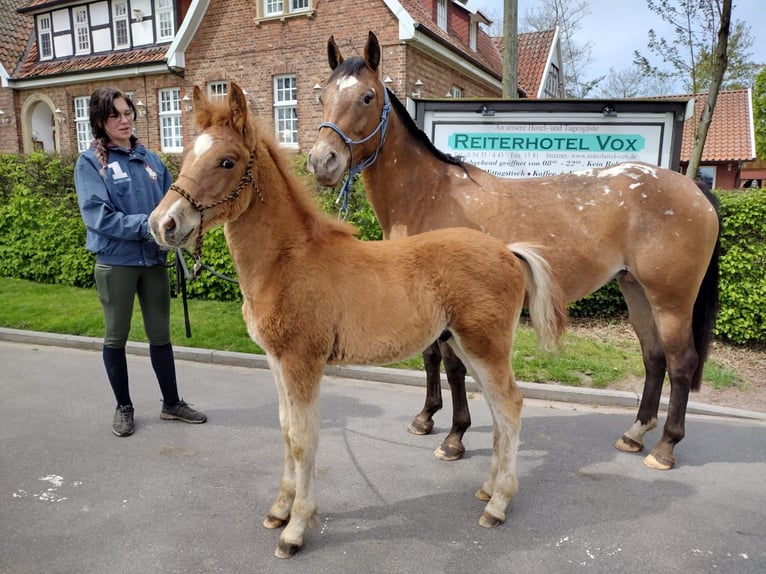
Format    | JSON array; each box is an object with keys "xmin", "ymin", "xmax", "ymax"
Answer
[
  {"xmin": 0, "ymin": 149, "xmax": 764, "ymax": 344},
  {"xmin": 715, "ymin": 189, "xmax": 766, "ymax": 344}
]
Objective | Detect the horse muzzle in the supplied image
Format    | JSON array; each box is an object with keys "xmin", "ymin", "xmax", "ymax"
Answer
[
  {"xmin": 148, "ymin": 207, "xmax": 199, "ymax": 250},
  {"xmin": 307, "ymin": 140, "xmax": 348, "ymax": 186}
]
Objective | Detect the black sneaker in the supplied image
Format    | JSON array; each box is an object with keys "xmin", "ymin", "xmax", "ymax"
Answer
[
  {"xmin": 113, "ymin": 405, "xmax": 135, "ymax": 437},
  {"xmin": 160, "ymin": 399, "xmax": 207, "ymax": 424}
]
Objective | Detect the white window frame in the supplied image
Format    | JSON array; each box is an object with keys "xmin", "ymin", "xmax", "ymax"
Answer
[
  {"xmin": 273, "ymin": 75, "xmax": 298, "ymax": 147},
  {"xmin": 74, "ymin": 7, "xmax": 91, "ymax": 55},
  {"xmin": 208, "ymin": 82, "xmax": 228, "ymax": 100},
  {"xmin": 449, "ymin": 85, "xmax": 463, "ymax": 99},
  {"xmin": 159, "ymin": 88, "xmax": 183, "ymax": 153},
  {"xmin": 263, "ymin": 0, "xmax": 311, "ymax": 17},
  {"xmin": 113, "ymin": 1, "xmax": 130, "ymax": 49},
  {"xmin": 75, "ymin": 96, "xmax": 91, "ymax": 152},
  {"xmin": 38, "ymin": 15, "xmax": 53, "ymax": 60},
  {"xmin": 469, "ymin": 21, "xmax": 477, "ymax": 50},
  {"xmin": 156, "ymin": 0, "xmax": 175, "ymax": 41},
  {"xmin": 436, "ymin": 0, "xmax": 447, "ymax": 31}
]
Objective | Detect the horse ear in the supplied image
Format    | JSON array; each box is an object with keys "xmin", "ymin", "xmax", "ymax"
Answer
[
  {"xmin": 328, "ymin": 35, "xmax": 343, "ymax": 70},
  {"xmin": 228, "ymin": 82, "xmax": 248, "ymax": 133},
  {"xmin": 192, "ymin": 85, "xmax": 206, "ymax": 113},
  {"xmin": 364, "ymin": 31, "xmax": 380, "ymax": 73}
]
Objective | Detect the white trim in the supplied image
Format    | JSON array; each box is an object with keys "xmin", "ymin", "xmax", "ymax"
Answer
[
  {"xmin": 165, "ymin": 0, "xmax": 211, "ymax": 71},
  {"xmin": 381, "ymin": 0, "xmax": 416, "ymax": 40},
  {"xmin": 382, "ymin": 0, "xmax": 500, "ymax": 92},
  {"xmin": 7, "ymin": 64, "xmax": 169, "ymax": 89},
  {"xmin": 746, "ymin": 88, "xmax": 756, "ymax": 158},
  {"xmin": 537, "ymin": 26, "xmax": 560, "ymax": 98}
]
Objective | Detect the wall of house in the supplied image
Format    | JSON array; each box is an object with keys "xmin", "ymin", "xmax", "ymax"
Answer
[
  {"xmin": 0, "ymin": 91, "xmax": 21, "ymax": 154},
  {"xmin": 714, "ymin": 163, "xmax": 739, "ymax": 189},
  {"xmin": 405, "ymin": 47, "xmax": 499, "ymax": 100},
  {"xmin": 182, "ymin": 0, "xmax": 405, "ymax": 152},
  {"xmin": 16, "ymin": 75, "xmax": 183, "ymax": 156}
]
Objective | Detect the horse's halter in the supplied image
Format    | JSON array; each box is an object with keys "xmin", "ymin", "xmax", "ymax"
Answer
[
  {"xmin": 317, "ymin": 83, "xmax": 391, "ymax": 214},
  {"xmin": 168, "ymin": 148, "xmax": 262, "ymax": 275}
]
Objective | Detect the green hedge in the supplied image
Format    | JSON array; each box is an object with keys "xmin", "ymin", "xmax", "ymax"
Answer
[{"xmin": 0, "ymin": 151, "xmax": 763, "ymax": 344}]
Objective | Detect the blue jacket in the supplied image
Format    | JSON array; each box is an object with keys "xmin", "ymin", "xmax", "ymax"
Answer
[{"xmin": 75, "ymin": 138, "xmax": 173, "ymax": 266}]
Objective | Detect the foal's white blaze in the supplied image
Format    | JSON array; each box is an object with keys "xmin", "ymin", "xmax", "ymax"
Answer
[{"xmin": 192, "ymin": 133, "xmax": 214, "ymax": 164}]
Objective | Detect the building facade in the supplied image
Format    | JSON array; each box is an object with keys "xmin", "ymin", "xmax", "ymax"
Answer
[{"xmin": 1, "ymin": 0, "xmax": 564, "ymax": 157}]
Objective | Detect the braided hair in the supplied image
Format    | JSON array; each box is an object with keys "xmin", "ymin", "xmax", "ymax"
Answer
[{"xmin": 88, "ymin": 87, "xmax": 137, "ymax": 175}]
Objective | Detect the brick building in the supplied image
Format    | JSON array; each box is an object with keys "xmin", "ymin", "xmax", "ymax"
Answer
[{"xmin": 0, "ymin": 0, "xmax": 564, "ymax": 156}]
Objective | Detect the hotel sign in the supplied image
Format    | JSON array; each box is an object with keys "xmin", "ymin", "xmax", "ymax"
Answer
[{"xmin": 415, "ymin": 99, "xmax": 690, "ymax": 178}]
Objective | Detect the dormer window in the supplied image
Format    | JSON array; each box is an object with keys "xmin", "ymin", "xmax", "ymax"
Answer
[
  {"xmin": 157, "ymin": 0, "xmax": 175, "ymax": 41},
  {"xmin": 74, "ymin": 7, "xmax": 90, "ymax": 55},
  {"xmin": 113, "ymin": 1, "xmax": 130, "ymax": 49},
  {"xmin": 437, "ymin": 0, "xmax": 447, "ymax": 31},
  {"xmin": 37, "ymin": 15, "xmax": 52, "ymax": 60}
]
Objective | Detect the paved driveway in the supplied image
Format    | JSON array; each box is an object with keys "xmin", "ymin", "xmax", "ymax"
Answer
[{"xmin": 1, "ymin": 339, "xmax": 765, "ymax": 573}]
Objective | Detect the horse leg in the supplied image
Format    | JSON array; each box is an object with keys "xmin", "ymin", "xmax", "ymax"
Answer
[
  {"xmin": 263, "ymin": 359, "xmax": 295, "ymax": 529},
  {"xmin": 434, "ymin": 341, "xmax": 470, "ymax": 461},
  {"xmin": 269, "ymin": 359, "xmax": 322, "ymax": 559},
  {"xmin": 408, "ymin": 341, "xmax": 443, "ymax": 435},
  {"xmin": 614, "ymin": 277, "xmax": 664, "ymax": 453},
  {"xmin": 471, "ymin": 358, "xmax": 522, "ymax": 527},
  {"xmin": 644, "ymin": 317, "xmax": 698, "ymax": 470},
  {"xmin": 450, "ymin": 343, "xmax": 521, "ymax": 528}
]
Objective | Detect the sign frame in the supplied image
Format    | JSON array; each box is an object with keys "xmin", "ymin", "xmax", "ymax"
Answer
[{"xmin": 414, "ymin": 98, "xmax": 691, "ymax": 177}]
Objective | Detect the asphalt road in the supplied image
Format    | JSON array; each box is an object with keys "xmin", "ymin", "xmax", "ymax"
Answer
[{"xmin": 1, "ymin": 335, "xmax": 765, "ymax": 573}]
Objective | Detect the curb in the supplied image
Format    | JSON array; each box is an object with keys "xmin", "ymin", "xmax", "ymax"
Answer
[{"xmin": 2, "ymin": 327, "xmax": 765, "ymax": 422}]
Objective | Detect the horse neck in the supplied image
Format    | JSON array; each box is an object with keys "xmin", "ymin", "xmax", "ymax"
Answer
[
  {"xmin": 361, "ymin": 106, "xmax": 450, "ymax": 236},
  {"xmin": 223, "ymin": 140, "xmax": 313, "ymax": 281}
]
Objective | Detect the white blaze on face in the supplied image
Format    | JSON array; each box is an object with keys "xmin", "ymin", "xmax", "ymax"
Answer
[
  {"xmin": 192, "ymin": 133, "xmax": 214, "ymax": 165},
  {"xmin": 336, "ymin": 75, "xmax": 359, "ymax": 91}
]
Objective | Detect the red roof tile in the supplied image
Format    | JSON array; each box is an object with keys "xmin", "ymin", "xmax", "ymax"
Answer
[
  {"xmin": 0, "ymin": 1, "xmax": 34, "ymax": 75},
  {"xmin": 14, "ymin": 45, "xmax": 169, "ymax": 80},
  {"xmin": 398, "ymin": 0, "xmax": 502, "ymax": 77},
  {"xmin": 676, "ymin": 90, "xmax": 755, "ymax": 162},
  {"xmin": 495, "ymin": 29, "xmax": 556, "ymax": 98}
]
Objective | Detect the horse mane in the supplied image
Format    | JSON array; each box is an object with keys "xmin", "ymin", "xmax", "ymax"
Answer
[
  {"xmin": 329, "ymin": 57, "xmax": 465, "ymax": 170},
  {"xmin": 249, "ymin": 114, "xmax": 357, "ymax": 243},
  {"xmin": 385, "ymin": 88, "xmax": 466, "ymax": 169}
]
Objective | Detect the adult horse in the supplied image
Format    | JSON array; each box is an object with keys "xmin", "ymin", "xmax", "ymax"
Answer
[
  {"xmin": 307, "ymin": 31, "xmax": 721, "ymax": 471},
  {"xmin": 148, "ymin": 83, "xmax": 566, "ymax": 558}
]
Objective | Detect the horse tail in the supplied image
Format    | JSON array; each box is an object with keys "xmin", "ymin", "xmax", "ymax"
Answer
[
  {"xmin": 691, "ymin": 190, "xmax": 722, "ymax": 391},
  {"xmin": 507, "ymin": 243, "xmax": 567, "ymax": 351}
]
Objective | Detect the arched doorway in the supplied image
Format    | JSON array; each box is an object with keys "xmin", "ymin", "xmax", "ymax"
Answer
[{"xmin": 20, "ymin": 93, "xmax": 60, "ymax": 153}]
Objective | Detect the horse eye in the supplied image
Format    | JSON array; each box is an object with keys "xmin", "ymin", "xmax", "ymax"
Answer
[
  {"xmin": 362, "ymin": 92, "xmax": 374, "ymax": 105},
  {"xmin": 221, "ymin": 158, "xmax": 236, "ymax": 169}
]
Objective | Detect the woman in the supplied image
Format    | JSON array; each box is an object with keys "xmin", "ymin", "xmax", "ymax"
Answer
[{"xmin": 75, "ymin": 87, "xmax": 206, "ymax": 437}]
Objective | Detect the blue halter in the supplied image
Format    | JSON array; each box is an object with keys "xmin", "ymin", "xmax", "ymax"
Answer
[{"xmin": 317, "ymin": 86, "xmax": 391, "ymax": 215}]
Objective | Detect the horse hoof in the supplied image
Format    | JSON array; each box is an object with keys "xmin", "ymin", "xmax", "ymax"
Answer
[
  {"xmin": 263, "ymin": 514, "xmax": 287, "ymax": 529},
  {"xmin": 408, "ymin": 418, "xmax": 434, "ymax": 435},
  {"xmin": 475, "ymin": 488, "xmax": 491, "ymax": 501},
  {"xmin": 644, "ymin": 452, "xmax": 674, "ymax": 470},
  {"xmin": 479, "ymin": 511, "xmax": 504, "ymax": 528},
  {"xmin": 615, "ymin": 435, "xmax": 643, "ymax": 453},
  {"xmin": 275, "ymin": 540, "xmax": 301, "ymax": 559},
  {"xmin": 434, "ymin": 442, "xmax": 465, "ymax": 461}
]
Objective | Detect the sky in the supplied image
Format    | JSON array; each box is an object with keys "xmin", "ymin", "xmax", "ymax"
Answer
[{"xmin": 470, "ymin": 0, "xmax": 765, "ymax": 88}]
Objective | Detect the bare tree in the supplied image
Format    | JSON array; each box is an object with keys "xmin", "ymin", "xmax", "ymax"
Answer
[
  {"xmin": 596, "ymin": 65, "xmax": 678, "ymax": 98},
  {"xmin": 635, "ymin": 0, "xmax": 732, "ymax": 179},
  {"xmin": 522, "ymin": 0, "xmax": 601, "ymax": 97},
  {"xmin": 688, "ymin": 0, "xmax": 732, "ymax": 180}
]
